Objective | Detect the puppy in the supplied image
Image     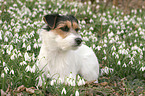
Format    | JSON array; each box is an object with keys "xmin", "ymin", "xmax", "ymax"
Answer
[{"xmin": 37, "ymin": 14, "xmax": 99, "ymax": 86}]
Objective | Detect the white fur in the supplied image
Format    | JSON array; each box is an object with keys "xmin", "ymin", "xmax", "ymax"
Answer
[{"xmin": 37, "ymin": 29, "xmax": 99, "ymax": 86}]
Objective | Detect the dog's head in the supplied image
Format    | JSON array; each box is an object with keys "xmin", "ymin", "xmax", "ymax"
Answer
[{"xmin": 41, "ymin": 14, "xmax": 82, "ymax": 51}]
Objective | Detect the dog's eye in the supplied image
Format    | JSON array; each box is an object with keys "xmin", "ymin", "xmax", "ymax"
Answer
[
  {"xmin": 75, "ymin": 28, "xmax": 79, "ymax": 32},
  {"xmin": 60, "ymin": 26, "xmax": 69, "ymax": 32}
]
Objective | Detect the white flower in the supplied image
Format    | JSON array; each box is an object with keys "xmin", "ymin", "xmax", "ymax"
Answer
[
  {"xmin": 140, "ymin": 67, "xmax": 145, "ymax": 71},
  {"xmin": 108, "ymin": 32, "xmax": 114, "ymax": 39},
  {"xmin": 10, "ymin": 53, "xmax": 17, "ymax": 60},
  {"xmin": 34, "ymin": 43, "xmax": 39, "ymax": 48},
  {"xmin": 3, "ymin": 62, "xmax": 6, "ymax": 66},
  {"xmin": 75, "ymin": 90, "xmax": 79, "ymax": 96},
  {"xmin": 4, "ymin": 37, "xmax": 8, "ymax": 42},
  {"xmin": 50, "ymin": 79, "xmax": 56, "ymax": 86},
  {"xmin": 96, "ymin": 5, "xmax": 100, "ymax": 9},
  {"xmin": 115, "ymin": 54, "xmax": 119, "ymax": 59},
  {"xmin": 111, "ymin": 46, "xmax": 116, "ymax": 50},
  {"xmin": 27, "ymin": 45, "xmax": 31, "ymax": 50},
  {"xmin": 20, "ymin": 61, "xmax": 27, "ymax": 66},
  {"xmin": 77, "ymin": 78, "xmax": 85, "ymax": 86},
  {"xmin": 66, "ymin": 74, "xmax": 76, "ymax": 86},
  {"xmin": 96, "ymin": 0, "xmax": 99, "ymax": 3},
  {"xmin": 61, "ymin": 88, "xmax": 66, "ymax": 95},
  {"xmin": 10, "ymin": 70, "xmax": 14, "ymax": 74},
  {"xmin": 4, "ymin": 67, "xmax": 9, "ymax": 74},
  {"xmin": 96, "ymin": 46, "xmax": 102, "ymax": 50},
  {"xmin": 89, "ymin": 27, "xmax": 94, "ymax": 30},
  {"xmin": 81, "ymin": 20, "xmax": 86, "ymax": 24},
  {"xmin": 102, "ymin": 56, "xmax": 107, "ymax": 60},
  {"xmin": 103, "ymin": 44, "xmax": 107, "ymax": 47},
  {"xmin": 22, "ymin": 43, "xmax": 26, "ymax": 48},
  {"xmin": 31, "ymin": 65, "xmax": 36, "ymax": 73},
  {"xmin": 24, "ymin": 52, "xmax": 31, "ymax": 61},
  {"xmin": 89, "ymin": 19, "xmax": 93, "ymax": 23},
  {"xmin": 1, "ymin": 73, "xmax": 4, "ymax": 78},
  {"xmin": 117, "ymin": 61, "xmax": 121, "ymax": 65},
  {"xmin": 122, "ymin": 63, "xmax": 127, "ymax": 67},
  {"xmin": 103, "ymin": 49, "xmax": 106, "ymax": 54},
  {"xmin": 101, "ymin": 66, "xmax": 114, "ymax": 75},
  {"xmin": 25, "ymin": 65, "xmax": 31, "ymax": 72}
]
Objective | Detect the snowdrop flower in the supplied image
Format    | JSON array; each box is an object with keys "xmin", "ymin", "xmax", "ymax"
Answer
[
  {"xmin": 89, "ymin": 27, "xmax": 94, "ymax": 30},
  {"xmin": 111, "ymin": 46, "xmax": 116, "ymax": 50},
  {"xmin": 27, "ymin": 45, "xmax": 31, "ymax": 51},
  {"xmin": 50, "ymin": 79, "xmax": 56, "ymax": 86},
  {"xmin": 6, "ymin": 49, "xmax": 11, "ymax": 55},
  {"xmin": 89, "ymin": 19, "xmax": 93, "ymax": 23},
  {"xmin": 122, "ymin": 63, "xmax": 127, "ymax": 67},
  {"xmin": 61, "ymin": 88, "xmax": 66, "ymax": 95},
  {"xmin": 118, "ymin": 49, "xmax": 128, "ymax": 55},
  {"xmin": 81, "ymin": 20, "xmax": 86, "ymax": 24},
  {"xmin": 96, "ymin": 5, "xmax": 100, "ymax": 9},
  {"xmin": 75, "ymin": 90, "xmax": 79, "ymax": 96},
  {"xmin": 20, "ymin": 61, "xmax": 27, "ymax": 66},
  {"xmin": 24, "ymin": 52, "xmax": 31, "ymax": 61},
  {"xmin": 103, "ymin": 44, "xmax": 107, "ymax": 47},
  {"xmin": 112, "ymin": 52, "xmax": 116, "ymax": 56},
  {"xmin": 22, "ymin": 43, "xmax": 26, "ymax": 48},
  {"xmin": 34, "ymin": 43, "xmax": 39, "ymax": 48},
  {"xmin": 83, "ymin": 11, "xmax": 86, "ymax": 15},
  {"xmin": 31, "ymin": 65, "xmax": 36, "ymax": 73},
  {"xmin": 10, "ymin": 69, "xmax": 14, "ymax": 74},
  {"xmin": 93, "ymin": 14, "xmax": 97, "ymax": 18},
  {"xmin": 66, "ymin": 78, "xmax": 75, "ymax": 86},
  {"xmin": 101, "ymin": 67, "xmax": 114, "ymax": 75},
  {"xmin": 77, "ymin": 76, "xmax": 85, "ymax": 86},
  {"xmin": 102, "ymin": 56, "xmax": 107, "ymax": 60},
  {"xmin": 129, "ymin": 60, "xmax": 133, "ymax": 65},
  {"xmin": 96, "ymin": 46, "xmax": 102, "ymax": 50},
  {"xmin": 103, "ymin": 49, "xmax": 106, "ymax": 54},
  {"xmin": 108, "ymin": 32, "xmax": 114, "ymax": 39},
  {"xmin": 31, "ymin": 53, "xmax": 35, "ymax": 61},
  {"xmin": 0, "ymin": 20, "xmax": 2, "ymax": 24},
  {"xmin": 140, "ymin": 67, "xmax": 145, "ymax": 71},
  {"xmin": 3, "ymin": 62, "xmax": 6, "ymax": 67},
  {"xmin": 57, "ymin": 78, "xmax": 63, "ymax": 84},
  {"xmin": 96, "ymin": 0, "xmax": 99, "ymax": 3},
  {"xmin": 4, "ymin": 67, "xmax": 9, "ymax": 74},
  {"xmin": 117, "ymin": 61, "xmax": 121, "ymax": 65},
  {"xmin": 25, "ymin": 65, "xmax": 31, "ymax": 72},
  {"xmin": 115, "ymin": 54, "xmax": 119, "ymax": 59},
  {"xmin": 1, "ymin": 73, "xmax": 4, "ymax": 78},
  {"xmin": 4, "ymin": 37, "xmax": 8, "ymax": 42},
  {"xmin": 18, "ymin": 52, "xmax": 22, "ymax": 57},
  {"xmin": 104, "ymin": 37, "xmax": 108, "ymax": 43},
  {"xmin": 10, "ymin": 53, "xmax": 17, "ymax": 60}
]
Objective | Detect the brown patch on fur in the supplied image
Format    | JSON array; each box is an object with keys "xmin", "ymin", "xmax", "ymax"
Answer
[
  {"xmin": 56, "ymin": 21, "xmax": 72, "ymax": 29},
  {"xmin": 52, "ymin": 29, "xmax": 69, "ymax": 39},
  {"xmin": 72, "ymin": 22, "xmax": 79, "ymax": 29},
  {"xmin": 51, "ymin": 21, "xmax": 79, "ymax": 38}
]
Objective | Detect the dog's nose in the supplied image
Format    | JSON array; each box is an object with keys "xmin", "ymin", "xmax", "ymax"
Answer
[{"xmin": 75, "ymin": 38, "xmax": 82, "ymax": 45}]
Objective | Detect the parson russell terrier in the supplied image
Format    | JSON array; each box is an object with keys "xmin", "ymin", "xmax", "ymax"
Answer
[{"xmin": 37, "ymin": 14, "xmax": 99, "ymax": 86}]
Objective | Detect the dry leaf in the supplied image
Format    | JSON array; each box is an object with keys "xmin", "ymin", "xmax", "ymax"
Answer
[
  {"xmin": 16, "ymin": 85, "xmax": 26, "ymax": 92},
  {"xmin": 26, "ymin": 88, "xmax": 35, "ymax": 94},
  {"xmin": 100, "ymin": 82, "xmax": 108, "ymax": 86}
]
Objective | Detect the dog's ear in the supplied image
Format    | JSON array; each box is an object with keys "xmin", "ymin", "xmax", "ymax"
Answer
[
  {"xmin": 43, "ymin": 14, "xmax": 59, "ymax": 29},
  {"xmin": 68, "ymin": 15, "xmax": 78, "ymax": 23}
]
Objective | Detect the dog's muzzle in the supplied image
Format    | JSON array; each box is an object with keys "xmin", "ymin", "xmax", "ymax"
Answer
[{"xmin": 75, "ymin": 38, "xmax": 82, "ymax": 46}]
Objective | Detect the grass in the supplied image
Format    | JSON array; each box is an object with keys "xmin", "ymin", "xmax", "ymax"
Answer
[{"xmin": 0, "ymin": 0, "xmax": 145, "ymax": 95}]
